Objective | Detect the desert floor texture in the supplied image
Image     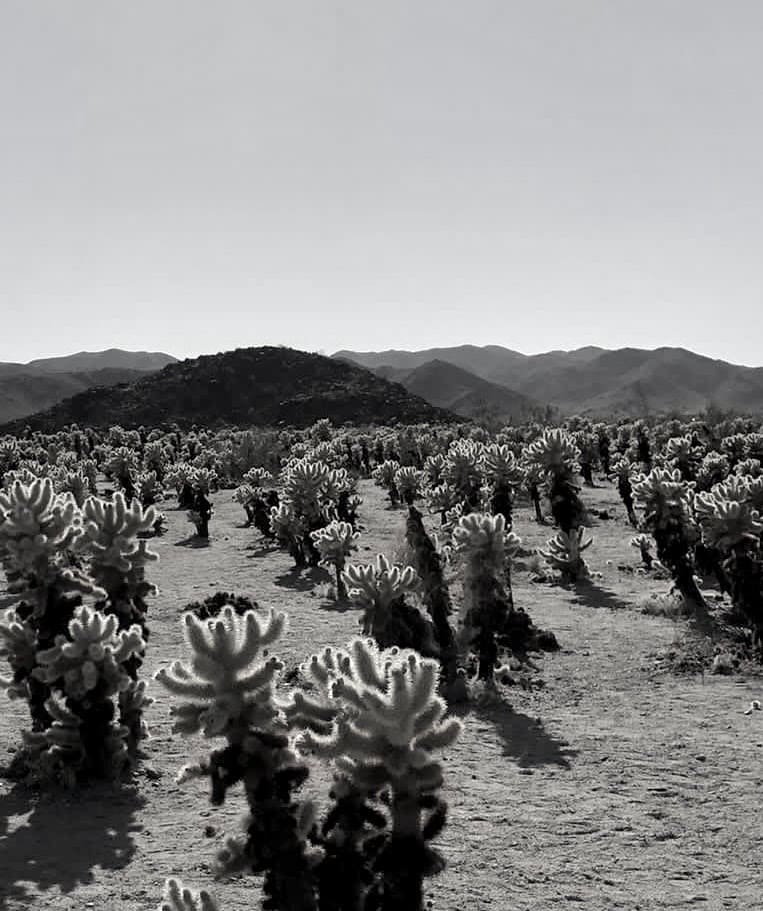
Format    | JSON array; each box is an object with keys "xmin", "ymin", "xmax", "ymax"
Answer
[{"xmin": 1, "ymin": 479, "xmax": 761, "ymax": 911}]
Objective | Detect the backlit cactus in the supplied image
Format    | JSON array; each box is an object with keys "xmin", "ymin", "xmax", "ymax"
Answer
[
  {"xmin": 393, "ymin": 466, "xmax": 425, "ymax": 505},
  {"xmin": 298, "ymin": 637, "xmax": 461, "ymax": 911},
  {"xmin": 311, "ymin": 520, "xmax": 360, "ymax": 598},
  {"xmin": 343, "ymin": 555, "xmax": 435, "ymax": 654},
  {"xmin": 633, "ymin": 468, "xmax": 709, "ymax": 619},
  {"xmin": 157, "ymin": 879, "xmax": 219, "ymax": 911},
  {"xmin": 540, "ymin": 528, "xmax": 593, "ymax": 581},
  {"xmin": 22, "ymin": 605, "xmax": 147, "ymax": 782},
  {"xmin": 156, "ymin": 607, "xmax": 318, "ymax": 911}
]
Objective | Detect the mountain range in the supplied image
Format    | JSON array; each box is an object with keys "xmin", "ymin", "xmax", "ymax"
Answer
[
  {"xmin": 333, "ymin": 345, "xmax": 763, "ymax": 417},
  {"xmin": 0, "ymin": 347, "xmax": 451, "ymax": 432},
  {"xmin": 2, "ymin": 343, "xmax": 761, "ymax": 431},
  {"xmin": 0, "ymin": 350, "xmax": 178, "ymax": 425}
]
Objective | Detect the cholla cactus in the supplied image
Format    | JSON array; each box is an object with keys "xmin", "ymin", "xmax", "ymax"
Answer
[
  {"xmin": 695, "ymin": 452, "xmax": 730, "ymax": 491},
  {"xmin": 423, "ymin": 454, "xmax": 447, "ymax": 487},
  {"xmin": 104, "ymin": 446, "xmax": 139, "ymax": 483},
  {"xmin": 665, "ymin": 435, "xmax": 703, "ymax": 482},
  {"xmin": 33, "ymin": 605, "xmax": 145, "ymax": 701},
  {"xmin": 735, "ymin": 458, "xmax": 762, "ymax": 478},
  {"xmin": 0, "ymin": 609, "xmax": 38, "ymax": 698},
  {"xmin": 143, "ymin": 441, "xmax": 170, "ymax": 482},
  {"xmin": 135, "ymin": 470, "xmax": 163, "ymax": 507},
  {"xmin": 242, "ymin": 466, "xmax": 273, "ymax": 489},
  {"xmin": 0, "ymin": 437, "xmax": 20, "ymax": 479},
  {"xmin": 156, "ymin": 607, "xmax": 318, "ymax": 911},
  {"xmin": 393, "ymin": 466, "xmax": 424, "ymax": 506},
  {"xmin": 481, "ymin": 444, "xmax": 524, "ymax": 487},
  {"xmin": 190, "ymin": 467, "xmax": 218, "ymax": 495},
  {"xmin": 156, "ymin": 606, "xmax": 286, "ymax": 739},
  {"xmin": 540, "ymin": 529, "xmax": 593, "ymax": 581},
  {"xmin": 695, "ymin": 493, "xmax": 763, "ymax": 552},
  {"xmin": 343, "ymin": 555, "xmax": 433, "ymax": 654},
  {"xmin": 343, "ymin": 555, "xmax": 420, "ymax": 615},
  {"xmin": 452, "ymin": 513, "xmax": 521, "ymax": 588},
  {"xmin": 694, "ymin": 490, "xmax": 763, "ymax": 645},
  {"xmin": 270, "ymin": 502, "xmax": 309, "ymax": 565},
  {"xmin": 23, "ymin": 605, "xmax": 146, "ymax": 782},
  {"xmin": 53, "ymin": 469, "xmax": 91, "ymax": 508},
  {"xmin": 443, "ymin": 440, "xmax": 483, "ymax": 510},
  {"xmin": 523, "ymin": 429, "xmax": 586, "ymax": 534},
  {"xmin": 426, "ymin": 483, "xmax": 460, "ymax": 526},
  {"xmin": 311, "ymin": 520, "xmax": 360, "ymax": 599},
  {"xmin": 404, "ymin": 506, "xmax": 460, "ymax": 696},
  {"xmin": 165, "ymin": 462, "xmax": 196, "ymax": 496},
  {"xmin": 0, "ymin": 478, "xmax": 84, "ymax": 592},
  {"xmin": 78, "ymin": 494, "xmax": 158, "ymax": 624},
  {"xmin": 76, "ymin": 493, "xmax": 158, "ymax": 744},
  {"xmin": 157, "ymin": 879, "xmax": 219, "ymax": 911},
  {"xmin": 451, "ymin": 513, "xmax": 542, "ymax": 680},
  {"xmin": 283, "ymin": 459, "xmax": 330, "ymax": 522},
  {"xmin": 633, "ymin": 468, "xmax": 708, "ymax": 618},
  {"xmin": 630, "ymin": 534, "xmax": 654, "ymax": 568},
  {"xmin": 524, "ymin": 428, "xmax": 580, "ymax": 476},
  {"xmin": 0, "ymin": 478, "xmax": 102, "ymax": 732},
  {"xmin": 324, "ymin": 467, "xmax": 361, "ymax": 527},
  {"xmin": 611, "ymin": 457, "xmax": 638, "ymax": 526},
  {"xmin": 297, "ymin": 637, "xmax": 461, "ymax": 911},
  {"xmin": 372, "ymin": 460, "xmax": 401, "ymax": 506}
]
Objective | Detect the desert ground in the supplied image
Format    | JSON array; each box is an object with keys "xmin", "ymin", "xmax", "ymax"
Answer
[{"xmin": 1, "ymin": 478, "xmax": 761, "ymax": 911}]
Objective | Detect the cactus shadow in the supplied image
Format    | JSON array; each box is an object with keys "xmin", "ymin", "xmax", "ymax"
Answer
[
  {"xmin": 0, "ymin": 780, "xmax": 145, "ymax": 909},
  {"xmin": 173, "ymin": 535, "xmax": 211, "ymax": 548},
  {"xmin": 461, "ymin": 701, "xmax": 578, "ymax": 769},
  {"xmin": 318, "ymin": 596, "xmax": 355, "ymax": 613},
  {"xmin": 273, "ymin": 565, "xmax": 331, "ymax": 592},
  {"xmin": 246, "ymin": 541, "xmax": 279, "ymax": 558},
  {"xmin": 570, "ymin": 580, "xmax": 630, "ymax": 612}
]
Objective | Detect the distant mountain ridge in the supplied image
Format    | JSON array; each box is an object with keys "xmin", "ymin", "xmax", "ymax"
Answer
[
  {"xmin": 0, "ymin": 348, "xmax": 177, "ymax": 378},
  {"xmin": 1, "ymin": 347, "xmax": 455, "ymax": 432},
  {"xmin": 368, "ymin": 359, "xmax": 545, "ymax": 423},
  {"xmin": 0, "ymin": 349, "xmax": 178, "ymax": 423},
  {"xmin": 333, "ymin": 345, "xmax": 763, "ymax": 417}
]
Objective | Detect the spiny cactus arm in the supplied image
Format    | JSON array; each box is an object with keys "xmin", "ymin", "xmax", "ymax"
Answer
[
  {"xmin": 0, "ymin": 609, "xmax": 37, "ymax": 694},
  {"xmin": 695, "ymin": 493, "xmax": 763, "ymax": 550},
  {"xmin": 157, "ymin": 878, "xmax": 220, "ymax": 911},
  {"xmin": 79, "ymin": 494, "xmax": 159, "ymax": 572},
  {"xmin": 31, "ymin": 607, "xmax": 145, "ymax": 698},
  {"xmin": 343, "ymin": 554, "xmax": 421, "ymax": 609},
  {"xmin": 156, "ymin": 608, "xmax": 286, "ymax": 737},
  {"xmin": 347, "ymin": 637, "xmax": 389, "ymax": 690}
]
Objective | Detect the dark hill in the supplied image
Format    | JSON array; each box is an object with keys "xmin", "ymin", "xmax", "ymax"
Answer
[{"xmin": 2, "ymin": 347, "xmax": 455, "ymax": 432}]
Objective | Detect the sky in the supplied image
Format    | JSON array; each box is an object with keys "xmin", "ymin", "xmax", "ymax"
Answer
[{"xmin": 1, "ymin": 1, "xmax": 762, "ymax": 366}]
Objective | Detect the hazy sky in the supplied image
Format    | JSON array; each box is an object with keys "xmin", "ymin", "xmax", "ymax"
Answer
[{"xmin": 2, "ymin": 2, "xmax": 762, "ymax": 365}]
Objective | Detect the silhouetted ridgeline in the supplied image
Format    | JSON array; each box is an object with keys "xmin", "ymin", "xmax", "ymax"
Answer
[{"xmin": 1, "ymin": 347, "xmax": 455, "ymax": 432}]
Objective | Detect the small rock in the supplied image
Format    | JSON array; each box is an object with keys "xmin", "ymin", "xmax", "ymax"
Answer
[{"xmin": 695, "ymin": 754, "xmax": 707, "ymax": 762}]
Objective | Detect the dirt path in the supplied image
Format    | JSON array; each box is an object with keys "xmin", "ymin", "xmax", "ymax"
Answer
[{"xmin": 0, "ymin": 480, "xmax": 760, "ymax": 910}]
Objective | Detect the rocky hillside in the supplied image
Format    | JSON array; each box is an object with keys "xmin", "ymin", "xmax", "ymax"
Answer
[{"xmin": 2, "ymin": 347, "xmax": 454, "ymax": 432}]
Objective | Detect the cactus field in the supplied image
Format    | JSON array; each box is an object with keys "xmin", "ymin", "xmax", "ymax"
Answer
[{"xmin": 0, "ymin": 419, "xmax": 761, "ymax": 911}]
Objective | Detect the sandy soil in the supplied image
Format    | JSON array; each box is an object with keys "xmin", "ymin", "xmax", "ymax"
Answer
[{"xmin": 1, "ymin": 479, "xmax": 761, "ymax": 911}]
